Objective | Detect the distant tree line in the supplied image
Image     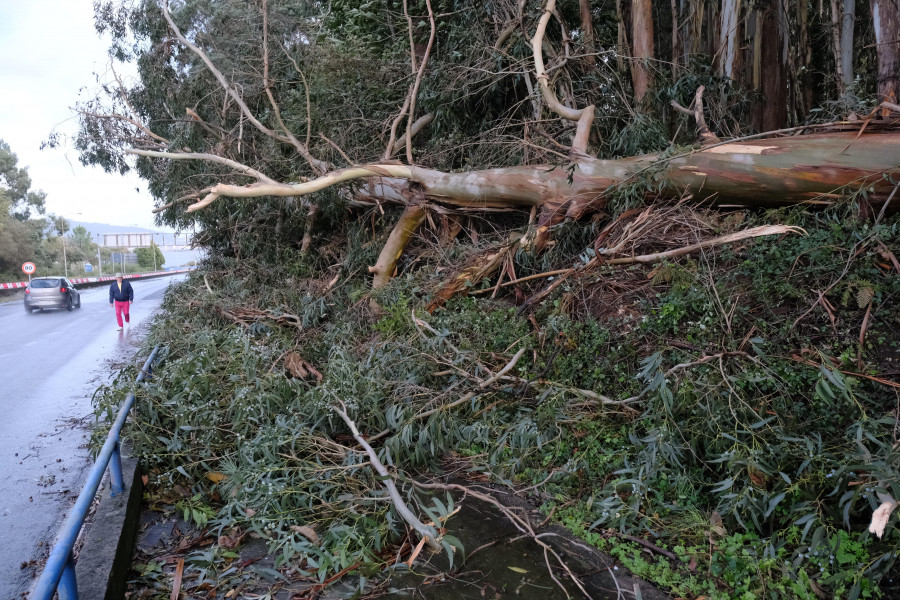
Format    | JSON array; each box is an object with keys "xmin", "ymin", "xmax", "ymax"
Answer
[{"xmin": 0, "ymin": 139, "xmax": 122, "ymax": 281}]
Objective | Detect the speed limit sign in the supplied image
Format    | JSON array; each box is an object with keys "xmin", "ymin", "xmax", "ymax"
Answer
[{"xmin": 22, "ymin": 262, "xmax": 36, "ymax": 275}]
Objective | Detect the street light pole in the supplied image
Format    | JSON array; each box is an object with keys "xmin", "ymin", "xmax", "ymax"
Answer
[{"xmin": 58, "ymin": 212, "xmax": 82, "ymax": 278}]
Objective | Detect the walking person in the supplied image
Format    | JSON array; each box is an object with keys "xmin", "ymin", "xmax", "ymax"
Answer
[{"xmin": 109, "ymin": 273, "xmax": 134, "ymax": 331}]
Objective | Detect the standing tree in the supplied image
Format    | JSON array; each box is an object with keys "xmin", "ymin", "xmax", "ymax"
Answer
[
  {"xmin": 0, "ymin": 140, "xmax": 46, "ymax": 221},
  {"xmin": 135, "ymin": 242, "xmax": 164, "ymax": 270},
  {"xmin": 0, "ymin": 141, "xmax": 48, "ymax": 277}
]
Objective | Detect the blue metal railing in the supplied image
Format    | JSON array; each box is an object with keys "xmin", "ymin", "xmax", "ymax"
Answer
[{"xmin": 30, "ymin": 345, "xmax": 161, "ymax": 600}]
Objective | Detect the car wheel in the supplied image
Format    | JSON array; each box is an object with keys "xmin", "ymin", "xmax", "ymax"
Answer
[
  {"xmin": 66, "ymin": 296, "xmax": 74, "ymax": 311},
  {"xmin": 77, "ymin": 296, "xmax": 82, "ymax": 308},
  {"xmin": 25, "ymin": 305, "xmax": 34, "ymax": 314}
]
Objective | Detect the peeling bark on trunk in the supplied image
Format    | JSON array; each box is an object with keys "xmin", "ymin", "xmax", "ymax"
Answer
[
  {"xmin": 631, "ymin": 0, "xmax": 655, "ymax": 104},
  {"xmin": 719, "ymin": 0, "xmax": 742, "ymax": 79},
  {"xmin": 871, "ymin": 0, "xmax": 900, "ymax": 113}
]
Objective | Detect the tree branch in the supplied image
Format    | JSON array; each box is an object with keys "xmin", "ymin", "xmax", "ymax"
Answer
[
  {"xmin": 404, "ymin": 0, "xmax": 436, "ymax": 164},
  {"xmin": 125, "ymin": 149, "xmax": 279, "ymax": 184},
  {"xmin": 160, "ymin": 0, "xmax": 329, "ymax": 174},
  {"xmin": 670, "ymin": 86, "xmax": 720, "ymax": 143},
  {"xmin": 110, "ymin": 63, "xmax": 170, "ymax": 145},
  {"xmin": 530, "ymin": 0, "xmax": 594, "ymax": 153},
  {"xmin": 331, "ymin": 400, "xmax": 441, "ymax": 551},
  {"xmin": 369, "ymin": 204, "xmax": 427, "ymax": 288}
]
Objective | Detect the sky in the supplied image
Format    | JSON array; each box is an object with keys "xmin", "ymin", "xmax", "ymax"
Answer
[{"xmin": 0, "ymin": 1, "xmax": 160, "ymax": 230}]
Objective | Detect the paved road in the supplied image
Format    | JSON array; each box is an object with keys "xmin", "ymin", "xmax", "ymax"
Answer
[{"xmin": 0, "ymin": 274, "xmax": 184, "ymax": 599}]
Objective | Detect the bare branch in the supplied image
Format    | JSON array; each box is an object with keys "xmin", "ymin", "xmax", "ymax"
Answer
[
  {"xmin": 405, "ymin": 0, "xmax": 436, "ymax": 164},
  {"xmin": 319, "ymin": 132, "xmax": 354, "ymax": 165},
  {"xmin": 110, "ymin": 63, "xmax": 170, "ymax": 145},
  {"xmin": 331, "ymin": 400, "xmax": 441, "ymax": 551},
  {"xmin": 387, "ymin": 113, "xmax": 434, "ymax": 158},
  {"xmin": 80, "ymin": 111, "xmax": 169, "ymax": 148},
  {"xmin": 670, "ymin": 86, "xmax": 720, "ymax": 143},
  {"xmin": 160, "ymin": 0, "xmax": 329, "ymax": 174},
  {"xmin": 530, "ymin": 0, "xmax": 594, "ymax": 153},
  {"xmin": 126, "ymin": 149, "xmax": 279, "ymax": 184}
]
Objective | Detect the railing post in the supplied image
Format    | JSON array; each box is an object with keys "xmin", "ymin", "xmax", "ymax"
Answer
[
  {"xmin": 56, "ymin": 552, "xmax": 78, "ymax": 600},
  {"xmin": 109, "ymin": 441, "xmax": 124, "ymax": 497},
  {"xmin": 29, "ymin": 345, "xmax": 160, "ymax": 600}
]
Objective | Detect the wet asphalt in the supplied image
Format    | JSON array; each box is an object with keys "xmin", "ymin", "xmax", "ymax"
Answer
[{"xmin": 0, "ymin": 274, "xmax": 184, "ymax": 599}]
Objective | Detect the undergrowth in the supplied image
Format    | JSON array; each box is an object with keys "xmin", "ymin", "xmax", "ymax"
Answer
[{"xmin": 92, "ymin": 209, "xmax": 900, "ymax": 599}]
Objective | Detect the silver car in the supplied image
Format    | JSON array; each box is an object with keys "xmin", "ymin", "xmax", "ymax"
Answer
[{"xmin": 24, "ymin": 277, "xmax": 82, "ymax": 313}]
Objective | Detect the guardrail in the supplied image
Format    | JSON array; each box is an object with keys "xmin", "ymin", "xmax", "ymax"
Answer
[
  {"xmin": 30, "ymin": 346, "xmax": 161, "ymax": 600},
  {"xmin": 1, "ymin": 267, "xmax": 196, "ymax": 290}
]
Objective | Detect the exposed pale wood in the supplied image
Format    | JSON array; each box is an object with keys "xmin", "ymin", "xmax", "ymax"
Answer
[
  {"xmin": 530, "ymin": 0, "xmax": 595, "ymax": 153},
  {"xmin": 369, "ymin": 204, "xmax": 427, "ymax": 288}
]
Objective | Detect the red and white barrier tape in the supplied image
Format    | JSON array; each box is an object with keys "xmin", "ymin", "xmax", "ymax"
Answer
[{"xmin": 1, "ymin": 268, "xmax": 194, "ymax": 290}]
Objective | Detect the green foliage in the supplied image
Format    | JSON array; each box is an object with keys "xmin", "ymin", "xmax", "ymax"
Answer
[
  {"xmin": 135, "ymin": 243, "xmax": 165, "ymax": 269},
  {"xmin": 0, "ymin": 139, "xmax": 47, "ymax": 221},
  {"xmin": 92, "ymin": 207, "xmax": 900, "ymax": 598},
  {"xmin": 77, "ymin": 0, "xmax": 900, "ymax": 595},
  {"xmin": 176, "ymin": 493, "xmax": 216, "ymax": 528}
]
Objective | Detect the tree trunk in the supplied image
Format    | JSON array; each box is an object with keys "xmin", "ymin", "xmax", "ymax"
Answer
[
  {"xmin": 671, "ymin": 0, "xmax": 681, "ymax": 74},
  {"xmin": 631, "ymin": 0, "xmax": 655, "ymax": 104},
  {"xmin": 752, "ymin": 1, "xmax": 788, "ymax": 131},
  {"xmin": 718, "ymin": 0, "xmax": 742, "ymax": 79},
  {"xmin": 870, "ymin": 0, "xmax": 900, "ymax": 113},
  {"xmin": 842, "ymin": 0, "xmax": 856, "ymax": 89},
  {"xmin": 798, "ymin": 0, "xmax": 814, "ymax": 115},
  {"xmin": 188, "ymin": 129, "xmax": 900, "ymax": 230},
  {"xmin": 831, "ymin": 0, "xmax": 846, "ymax": 95},
  {"xmin": 579, "ymin": 0, "xmax": 596, "ymax": 67}
]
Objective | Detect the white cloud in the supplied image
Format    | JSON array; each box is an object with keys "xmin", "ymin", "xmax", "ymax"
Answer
[{"xmin": 0, "ymin": 0, "xmax": 160, "ymax": 230}]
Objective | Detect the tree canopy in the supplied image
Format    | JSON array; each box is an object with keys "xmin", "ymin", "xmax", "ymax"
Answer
[{"xmin": 79, "ymin": 0, "xmax": 899, "ymax": 271}]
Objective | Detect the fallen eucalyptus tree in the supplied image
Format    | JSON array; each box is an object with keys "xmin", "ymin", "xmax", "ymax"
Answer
[{"xmin": 80, "ymin": 1, "xmax": 900, "ymax": 294}]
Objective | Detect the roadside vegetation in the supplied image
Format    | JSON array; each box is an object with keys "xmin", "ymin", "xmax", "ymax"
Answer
[
  {"xmin": 74, "ymin": 0, "xmax": 900, "ymax": 597},
  {"xmin": 94, "ymin": 201, "xmax": 900, "ymax": 599}
]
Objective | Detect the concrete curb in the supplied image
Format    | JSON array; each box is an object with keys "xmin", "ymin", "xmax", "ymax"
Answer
[{"xmin": 74, "ymin": 445, "xmax": 143, "ymax": 600}]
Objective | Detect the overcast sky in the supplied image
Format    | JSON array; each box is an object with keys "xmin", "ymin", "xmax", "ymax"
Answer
[{"xmin": 0, "ymin": 1, "xmax": 159, "ymax": 230}]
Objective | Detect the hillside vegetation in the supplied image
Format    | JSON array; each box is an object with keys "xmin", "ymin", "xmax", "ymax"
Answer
[{"xmin": 79, "ymin": 0, "xmax": 900, "ymax": 597}]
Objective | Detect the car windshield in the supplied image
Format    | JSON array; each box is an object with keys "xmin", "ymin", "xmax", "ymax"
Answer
[{"xmin": 30, "ymin": 279, "xmax": 61, "ymax": 288}]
